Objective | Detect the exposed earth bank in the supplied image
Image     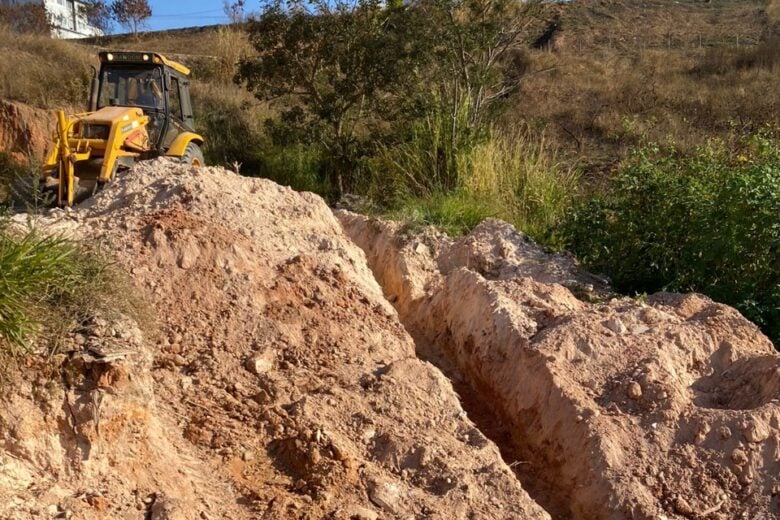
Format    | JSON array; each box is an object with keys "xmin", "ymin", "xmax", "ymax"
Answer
[{"xmin": 338, "ymin": 212, "xmax": 780, "ymax": 520}]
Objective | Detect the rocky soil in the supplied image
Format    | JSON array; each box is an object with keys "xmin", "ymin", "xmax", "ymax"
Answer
[{"xmin": 1, "ymin": 159, "xmax": 780, "ymax": 519}]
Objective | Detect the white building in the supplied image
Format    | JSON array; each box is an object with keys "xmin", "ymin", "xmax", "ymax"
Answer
[{"xmin": 1, "ymin": 0, "xmax": 102, "ymax": 38}]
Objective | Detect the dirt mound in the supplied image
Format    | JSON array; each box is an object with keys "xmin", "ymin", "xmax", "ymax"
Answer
[
  {"xmin": 0, "ymin": 159, "xmax": 548, "ymax": 519},
  {"xmin": 338, "ymin": 212, "xmax": 780, "ymax": 520}
]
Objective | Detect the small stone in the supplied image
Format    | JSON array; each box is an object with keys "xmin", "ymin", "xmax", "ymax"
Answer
[
  {"xmin": 368, "ymin": 480, "xmax": 403, "ymax": 514},
  {"xmin": 673, "ymin": 496, "xmax": 694, "ymax": 516},
  {"xmin": 743, "ymin": 419, "xmax": 770, "ymax": 443},
  {"xmin": 731, "ymin": 448, "xmax": 749, "ymax": 466},
  {"xmin": 719, "ymin": 426, "xmax": 732, "ymax": 440},
  {"xmin": 627, "ymin": 381, "xmax": 643, "ymax": 400},
  {"xmin": 603, "ymin": 317, "xmax": 627, "ymax": 334},
  {"xmin": 310, "ymin": 449, "xmax": 322, "ymax": 464},
  {"xmin": 245, "ymin": 349, "xmax": 275, "ymax": 375}
]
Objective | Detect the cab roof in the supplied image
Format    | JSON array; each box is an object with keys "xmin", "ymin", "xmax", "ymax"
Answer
[{"xmin": 98, "ymin": 51, "xmax": 191, "ymax": 76}]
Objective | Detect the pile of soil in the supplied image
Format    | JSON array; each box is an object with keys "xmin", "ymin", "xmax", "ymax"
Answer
[
  {"xmin": 338, "ymin": 212, "xmax": 780, "ymax": 520},
  {"xmin": 0, "ymin": 159, "xmax": 547, "ymax": 519},
  {"xmin": 3, "ymin": 158, "xmax": 779, "ymax": 519}
]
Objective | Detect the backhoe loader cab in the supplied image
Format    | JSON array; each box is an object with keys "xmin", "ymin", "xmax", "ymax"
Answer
[{"xmin": 42, "ymin": 51, "xmax": 205, "ymax": 207}]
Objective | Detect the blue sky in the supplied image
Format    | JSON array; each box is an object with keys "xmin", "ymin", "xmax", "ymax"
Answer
[{"xmin": 141, "ymin": 0, "xmax": 235, "ymax": 31}]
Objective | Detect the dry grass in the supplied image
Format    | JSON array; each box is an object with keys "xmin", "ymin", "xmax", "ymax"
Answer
[
  {"xmin": 0, "ymin": 25, "xmax": 94, "ymax": 109},
  {"xmin": 512, "ymin": 0, "xmax": 780, "ymax": 170},
  {"xmin": 95, "ymin": 25, "xmax": 255, "ymax": 84},
  {"xmin": 551, "ymin": 0, "xmax": 772, "ymax": 52}
]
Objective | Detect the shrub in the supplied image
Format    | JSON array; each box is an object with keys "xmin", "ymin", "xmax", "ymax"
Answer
[
  {"xmin": 0, "ymin": 4, "xmax": 50, "ymax": 35},
  {"xmin": 563, "ymin": 133, "xmax": 780, "ymax": 343},
  {"xmin": 190, "ymin": 81, "xmax": 269, "ymax": 172}
]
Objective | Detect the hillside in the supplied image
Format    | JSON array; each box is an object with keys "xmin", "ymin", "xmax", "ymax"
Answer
[{"xmin": 513, "ymin": 0, "xmax": 779, "ymax": 168}]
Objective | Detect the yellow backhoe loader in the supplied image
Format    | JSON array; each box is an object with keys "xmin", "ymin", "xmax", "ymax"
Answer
[{"xmin": 42, "ymin": 51, "xmax": 205, "ymax": 206}]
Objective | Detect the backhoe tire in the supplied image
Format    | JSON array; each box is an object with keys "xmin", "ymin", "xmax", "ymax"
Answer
[{"xmin": 181, "ymin": 142, "xmax": 205, "ymax": 167}]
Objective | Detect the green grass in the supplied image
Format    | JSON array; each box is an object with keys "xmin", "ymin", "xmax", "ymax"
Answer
[
  {"xmin": 0, "ymin": 219, "xmax": 146, "ymax": 358},
  {"xmin": 388, "ymin": 191, "xmax": 498, "ymax": 236},
  {"xmin": 377, "ymin": 123, "xmax": 580, "ymax": 243}
]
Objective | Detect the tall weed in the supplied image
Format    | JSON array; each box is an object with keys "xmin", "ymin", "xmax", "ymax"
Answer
[{"xmin": 0, "ymin": 220, "xmax": 144, "ymax": 355}]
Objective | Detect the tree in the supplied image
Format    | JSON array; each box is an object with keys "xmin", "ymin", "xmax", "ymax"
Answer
[
  {"xmin": 0, "ymin": 3, "xmax": 51, "ymax": 35},
  {"xmin": 238, "ymin": 0, "xmax": 424, "ymax": 196},
  {"xmin": 81, "ymin": 0, "xmax": 113, "ymax": 36},
  {"xmin": 417, "ymin": 0, "xmax": 542, "ymax": 126},
  {"xmin": 223, "ymin": 0, "xmax": 246, "ymax": 25},
  {"xmin": 111, "ymin": 0, "xmax": 151, "ymax": 35},
  {"xmin": 237, "ymin": 0, "xmax": 541, "ymax": 197}
]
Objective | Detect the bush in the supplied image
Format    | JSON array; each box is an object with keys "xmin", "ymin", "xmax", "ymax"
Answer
[
  {"xmin": 190, "ymin": 81, "xmax": 269, "ymax": 172},
  {"xmin": 0, "ymin": 4, "xmax": 50, "ymax": 35},
  {"xmin": 563, "ymin": 133, "xmax": 780, "ymax": 343},
  {"xmin": 0, "ymin": 220, "xmax": 143, "ymax": 357}
]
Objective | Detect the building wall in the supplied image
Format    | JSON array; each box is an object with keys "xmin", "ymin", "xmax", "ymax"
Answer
[{"xmin": 1, "ymin": 0, "xmax": 102, "ymax": 38}]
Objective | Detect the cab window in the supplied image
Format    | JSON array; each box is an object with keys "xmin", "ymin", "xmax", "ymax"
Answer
[
  {"xmin": 169, "ymin": 76, "xmax": 183, "ymax": 121},
  {"xmin": 98, "ymin": 67, "xmax": 164, "ymax": 110}
]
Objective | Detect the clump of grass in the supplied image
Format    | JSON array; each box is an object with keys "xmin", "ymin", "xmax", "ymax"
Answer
[
  {"xmin": 0, "ymin": 219, "xmax": 146, "ymax": 357},
  {"xmin": 377, "ymin": 116, "xmax": 579, "ymax": 242},
  {"xmin": 460, "ymin": 128, "xmax": 580, "ymax": 244},
  {"xmin": 387, "ymin": 191, "xmax": 498, "ymax": 237},
  {"xmin": 204, "ymin": 26, "xmax": 254, "ymax": 84}
]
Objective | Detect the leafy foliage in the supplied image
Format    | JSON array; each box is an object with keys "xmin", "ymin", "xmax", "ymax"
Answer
[
  {"xmin": 563, "ymin": 133, "xmax": 780, "ymax": 342},
  {"xmin": 238, "ymin": 0, "xmax": 540, "ymax": 198},
  {"xmin": 111, "ymin": 0, "xmax": 152, "ymax": 35},
  {"xmin": 238, "ymin": 0, "xmax": 424, "ymax": 196}
]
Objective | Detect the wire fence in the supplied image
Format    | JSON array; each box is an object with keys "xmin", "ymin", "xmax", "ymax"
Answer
[{"xmin": 540, "ymin": 32, "xmax": 772, "ymax": 53}]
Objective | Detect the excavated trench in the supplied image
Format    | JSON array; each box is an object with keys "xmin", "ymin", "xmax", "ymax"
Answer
[
  {"xmin": 405, "ymin": 329, "xmax": 571, "ymax": 518},
  {"xmin": 335, "ymin": 212, "xmax": 585, "ymax": 518},
  {"xmin": 336, "ymin": 211, "xmax": 780, "ymax": 520}
]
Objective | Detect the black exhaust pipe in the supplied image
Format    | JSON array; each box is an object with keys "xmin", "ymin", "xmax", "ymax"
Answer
[{"xmin": 88, "ymin": 65, "xmax": 99, "ymax": 112}]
